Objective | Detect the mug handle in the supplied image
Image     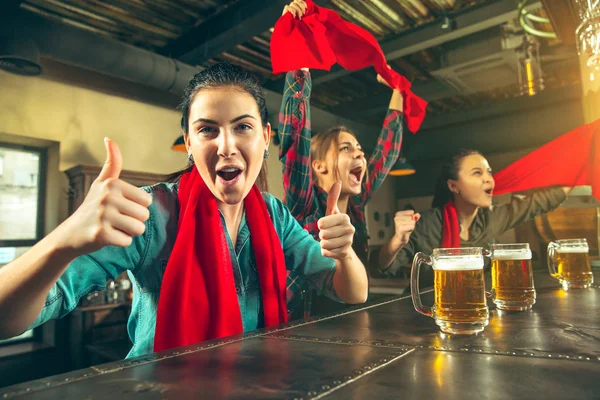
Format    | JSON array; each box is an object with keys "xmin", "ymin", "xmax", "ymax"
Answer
[
  {"xmin": 547, "ymin": 242, "xmax": 560, "ymax": 280},
  {"xmin": 482, "ymin": 249, "xmax": 494, "ymax": 299},
  {"xmin": 411, "ymin": 252, "xmax": 433, "ymax": 317}
]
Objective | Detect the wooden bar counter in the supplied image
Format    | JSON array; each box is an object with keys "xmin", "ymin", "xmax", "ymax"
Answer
[{"xmin": 1, "ymin": 270, "xmax": 599, "ymax": 399}]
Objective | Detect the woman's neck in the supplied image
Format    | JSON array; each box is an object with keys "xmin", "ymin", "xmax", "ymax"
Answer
[
  {"xmin": 337, "ymin": 193, "xmax": 350, "ymax": 214},
  {"xmin": 218, "ymin": 202, "xmax": 244, "ymax": 245},
  {"xmin": 453, "ymin": 196, "xmax": 479, "ymax": 239},
  {"xmin": 318, "ymin": 180, "xmax": 350, "ymax": 214}
]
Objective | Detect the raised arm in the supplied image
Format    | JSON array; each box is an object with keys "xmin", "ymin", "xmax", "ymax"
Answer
[
  {"xmin": 0, "ymin": 139, "xmax": 151, "ymax": 338},
  {"xmin": 368, "ymin": 207, "xmax": 444, "ymax": 278},
  {"xmin": 277, "ymin": 0, "xmax": 315, "ymax": 219},
  {"xmin": 372, "ymin": 210, "xmax": 420, "ymax": 272},
  {"xmin": 278, "ymin": 68, "xmax": 315, "ymax": 219},
  {"xmin": 357, "ymin": 75, "xmax": 404, "ymax": 206},
  {"xmin": 492, "ymin": 186, "xmax": 570, "ymax": 235},
  {"xmin": 276, "ymin": 183, "xmax": 367, "ymax": 305},
  {"xmin": 319, "ymin": 183, "xmax": 368, "ymax": 303}
]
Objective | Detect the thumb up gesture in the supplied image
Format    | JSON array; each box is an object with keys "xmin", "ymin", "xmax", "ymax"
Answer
[
  {"xmin": 317, "ymin": 182, "xmax": 355, "ymax": 259},
  {"xmin": 61, "ymin": 139, "xmax": 153, "ymax": 255}
]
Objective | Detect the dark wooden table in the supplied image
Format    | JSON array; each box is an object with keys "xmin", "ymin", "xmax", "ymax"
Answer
[{"xmin": 2, "ymin": 270, "xmax": 599, "ymax": 399}]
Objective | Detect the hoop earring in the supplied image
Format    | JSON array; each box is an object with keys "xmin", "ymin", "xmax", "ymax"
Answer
[
  {"xmin": 264, "ymin": 149, "xmax": 269, "ymax": 159},
  {"xmin": 188, "ymin": 154, "xmax": 194, "ymax": 164}
]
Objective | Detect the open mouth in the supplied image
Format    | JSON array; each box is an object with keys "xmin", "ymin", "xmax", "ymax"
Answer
[
  {"xmin": 484, "ymin": 188, "xmax": 493, "ymax": 195},
  {"xmin": 349, "ymin": 167, "xmax": 363, "ymax": 184},
  {"xmin": 217, "ymin": 167, "xmax": 242, "ymax": 182}
]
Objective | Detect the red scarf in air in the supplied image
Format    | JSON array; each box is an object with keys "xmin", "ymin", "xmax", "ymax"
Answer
[
  {"xmin": 270, "ymin": 0, "xmax": 427, "ymax": 133},
  {"xmin": 154, "ymin": 168, "xmax": 288, "ymax": 352},
  {"xmin": 441, "ymin": 119, "xmax": 600, "ymax": 247}
]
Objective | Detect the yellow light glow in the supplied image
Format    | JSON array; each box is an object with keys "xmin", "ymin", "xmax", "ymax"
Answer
[
  {"xmin": 525, "ymin": 59, "xmax": 535, "ymax": 96},
  {"xmin": 556, "ymin": 288, "xmax": 568, "ymax": 299},
  {"xmin": 433, "ymin": 353, "xmax": 445, "ymax": 388},
  {"xmin": 389, "ymin": 168, "xmax": 416, "ymax": 176}
]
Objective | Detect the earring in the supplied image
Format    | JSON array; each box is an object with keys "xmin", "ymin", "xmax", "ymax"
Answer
[
  {"xmin": 188, "ymin": 154, "xmax": 194, "ymax": 164},
  {"xmin": 264, "ymin": 149, "xmax": 269, "ymax": 159}
]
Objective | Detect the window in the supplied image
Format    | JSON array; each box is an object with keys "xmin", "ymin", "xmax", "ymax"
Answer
[{"xmin": 0, "ymin": 144, "xmax": 46, "ymax": 345}]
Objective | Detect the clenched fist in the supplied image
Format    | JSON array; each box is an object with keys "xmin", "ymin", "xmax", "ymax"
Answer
[
  {"xmin": 282, "ymin": 0, "xmax": 307, "ymax": 18},
  {"xmin": 393, "ymin": 210, "xmax": 420, "ymax": 246}
]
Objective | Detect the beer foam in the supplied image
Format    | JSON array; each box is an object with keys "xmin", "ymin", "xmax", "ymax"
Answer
[
  {"xmin": 434, "ymin": 256, "xmax": 483, "ymax": 270},
  {"xmin": 493, "ymin": 249, "xmax": 532, "ymax": 260},
  {"xmin": 556, "ymin": 246, "xmax": 588, "ymax": 253}
]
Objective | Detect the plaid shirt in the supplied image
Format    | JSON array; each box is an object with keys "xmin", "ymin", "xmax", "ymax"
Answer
[{"xmin": 279, "ymin": 69, "xmax": 403, "ymax": 317}]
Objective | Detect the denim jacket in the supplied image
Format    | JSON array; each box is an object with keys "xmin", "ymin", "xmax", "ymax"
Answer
[{"xmin": 28, "ymin": 183, "xmax": 339, "ymax": 358}]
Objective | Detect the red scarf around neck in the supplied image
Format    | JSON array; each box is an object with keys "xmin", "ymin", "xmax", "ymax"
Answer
[
  {"xmin": 442, "ymin": 201, "xmax": 461, "ymax": 248},
  {"xmin": 154, "ymin": 168, "xmax": 288, "ymax": 352},
  {"xmin": 270, "ymin": 0, "xmax": 427, "ymax": 133}
]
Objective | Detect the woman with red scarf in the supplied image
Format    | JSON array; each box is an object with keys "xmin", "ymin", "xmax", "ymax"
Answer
[
  {"xmin": 371, "ymin": 149, "xmax": 571, "ymax": 287},
  {"xmin": 0, "ymin": 62, "xmax": 368, "ymax": 357},
  {"xmin": 279, "ymin": 0, "xmax": 416, "ymax": 318}
]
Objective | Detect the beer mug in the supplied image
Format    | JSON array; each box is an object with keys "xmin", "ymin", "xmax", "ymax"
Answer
[
  {"xmin": 488, "ymin": 243, "xmax": 535, "ymax": 311},
  {"xmin": 547, "ymin": 238, "xmax": 594, "ymax": 290},
  {"xmin": 411, "ymin": 247, "xmax": 489, "ymax": 335}
]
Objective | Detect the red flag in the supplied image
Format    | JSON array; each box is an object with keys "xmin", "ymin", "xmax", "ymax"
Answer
[{"xmin": 493, "ymin": 119, "xmax": 600, "ymax": 199}]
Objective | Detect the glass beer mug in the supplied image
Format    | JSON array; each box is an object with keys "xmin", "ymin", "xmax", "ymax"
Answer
[
  {"xmin": 488, "ymin": 243, "xmax": 535, "ymax": 311},
  {"xmin": 547, "ymin": 238, "xmax": 594, "ymax": 290},
  {"xmin": 411, "ymin": 247, "xmax": 489, "ymax": 335}
]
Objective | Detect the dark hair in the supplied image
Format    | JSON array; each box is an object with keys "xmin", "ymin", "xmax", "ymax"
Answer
[
  {"xmin": 431, "ymin": 149, "xmax": 482, "ymax": 208},
  {"xmin": 166, "ymin": 62, "xmax": 269, "ymax": 191},
  {"xmin": 310, "ymin": 125, "xmax": 358, "ymax": 183}
]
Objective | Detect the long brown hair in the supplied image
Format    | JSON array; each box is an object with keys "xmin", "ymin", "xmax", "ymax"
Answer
[{"xmin": 166, "ymin": 62, "xmax": 269, "ymax": 192}]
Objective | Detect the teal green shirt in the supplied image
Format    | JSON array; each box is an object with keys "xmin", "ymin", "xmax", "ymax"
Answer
[{"xmin": 28, "ymin": 183, "xmax": 338, "ymax": 358}]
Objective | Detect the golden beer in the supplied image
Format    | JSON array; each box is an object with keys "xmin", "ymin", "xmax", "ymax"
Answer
[
  {"xmin": 491, "ymin": 259, "xmax": 535, "ymax": 311},
  {"xmin": 548, "ymin": 239, "xmax": 594, "ymax": 290},
  {"xmin": 434, "ymin": 268, "xmax": 488, "ymax": 323},
  {"xmin": 412, "ymin": 248, "xmax": 489, "ymax": 335},
  {"xmin": 556, "ymin": 250, "xmax": 593, "ymax": 287},
  {"xmin": 490, "ymin": 244, "xmax": 535, "ymax": 311}
]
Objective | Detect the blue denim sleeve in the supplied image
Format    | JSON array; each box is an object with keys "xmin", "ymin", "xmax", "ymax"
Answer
[
  {"xmin": 27, "ymin": 188, "xmax": 155, "ymax": 330},
  {"xmin": 264, "ymin": 193, "xmax": 340, "ymax": 302}
]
